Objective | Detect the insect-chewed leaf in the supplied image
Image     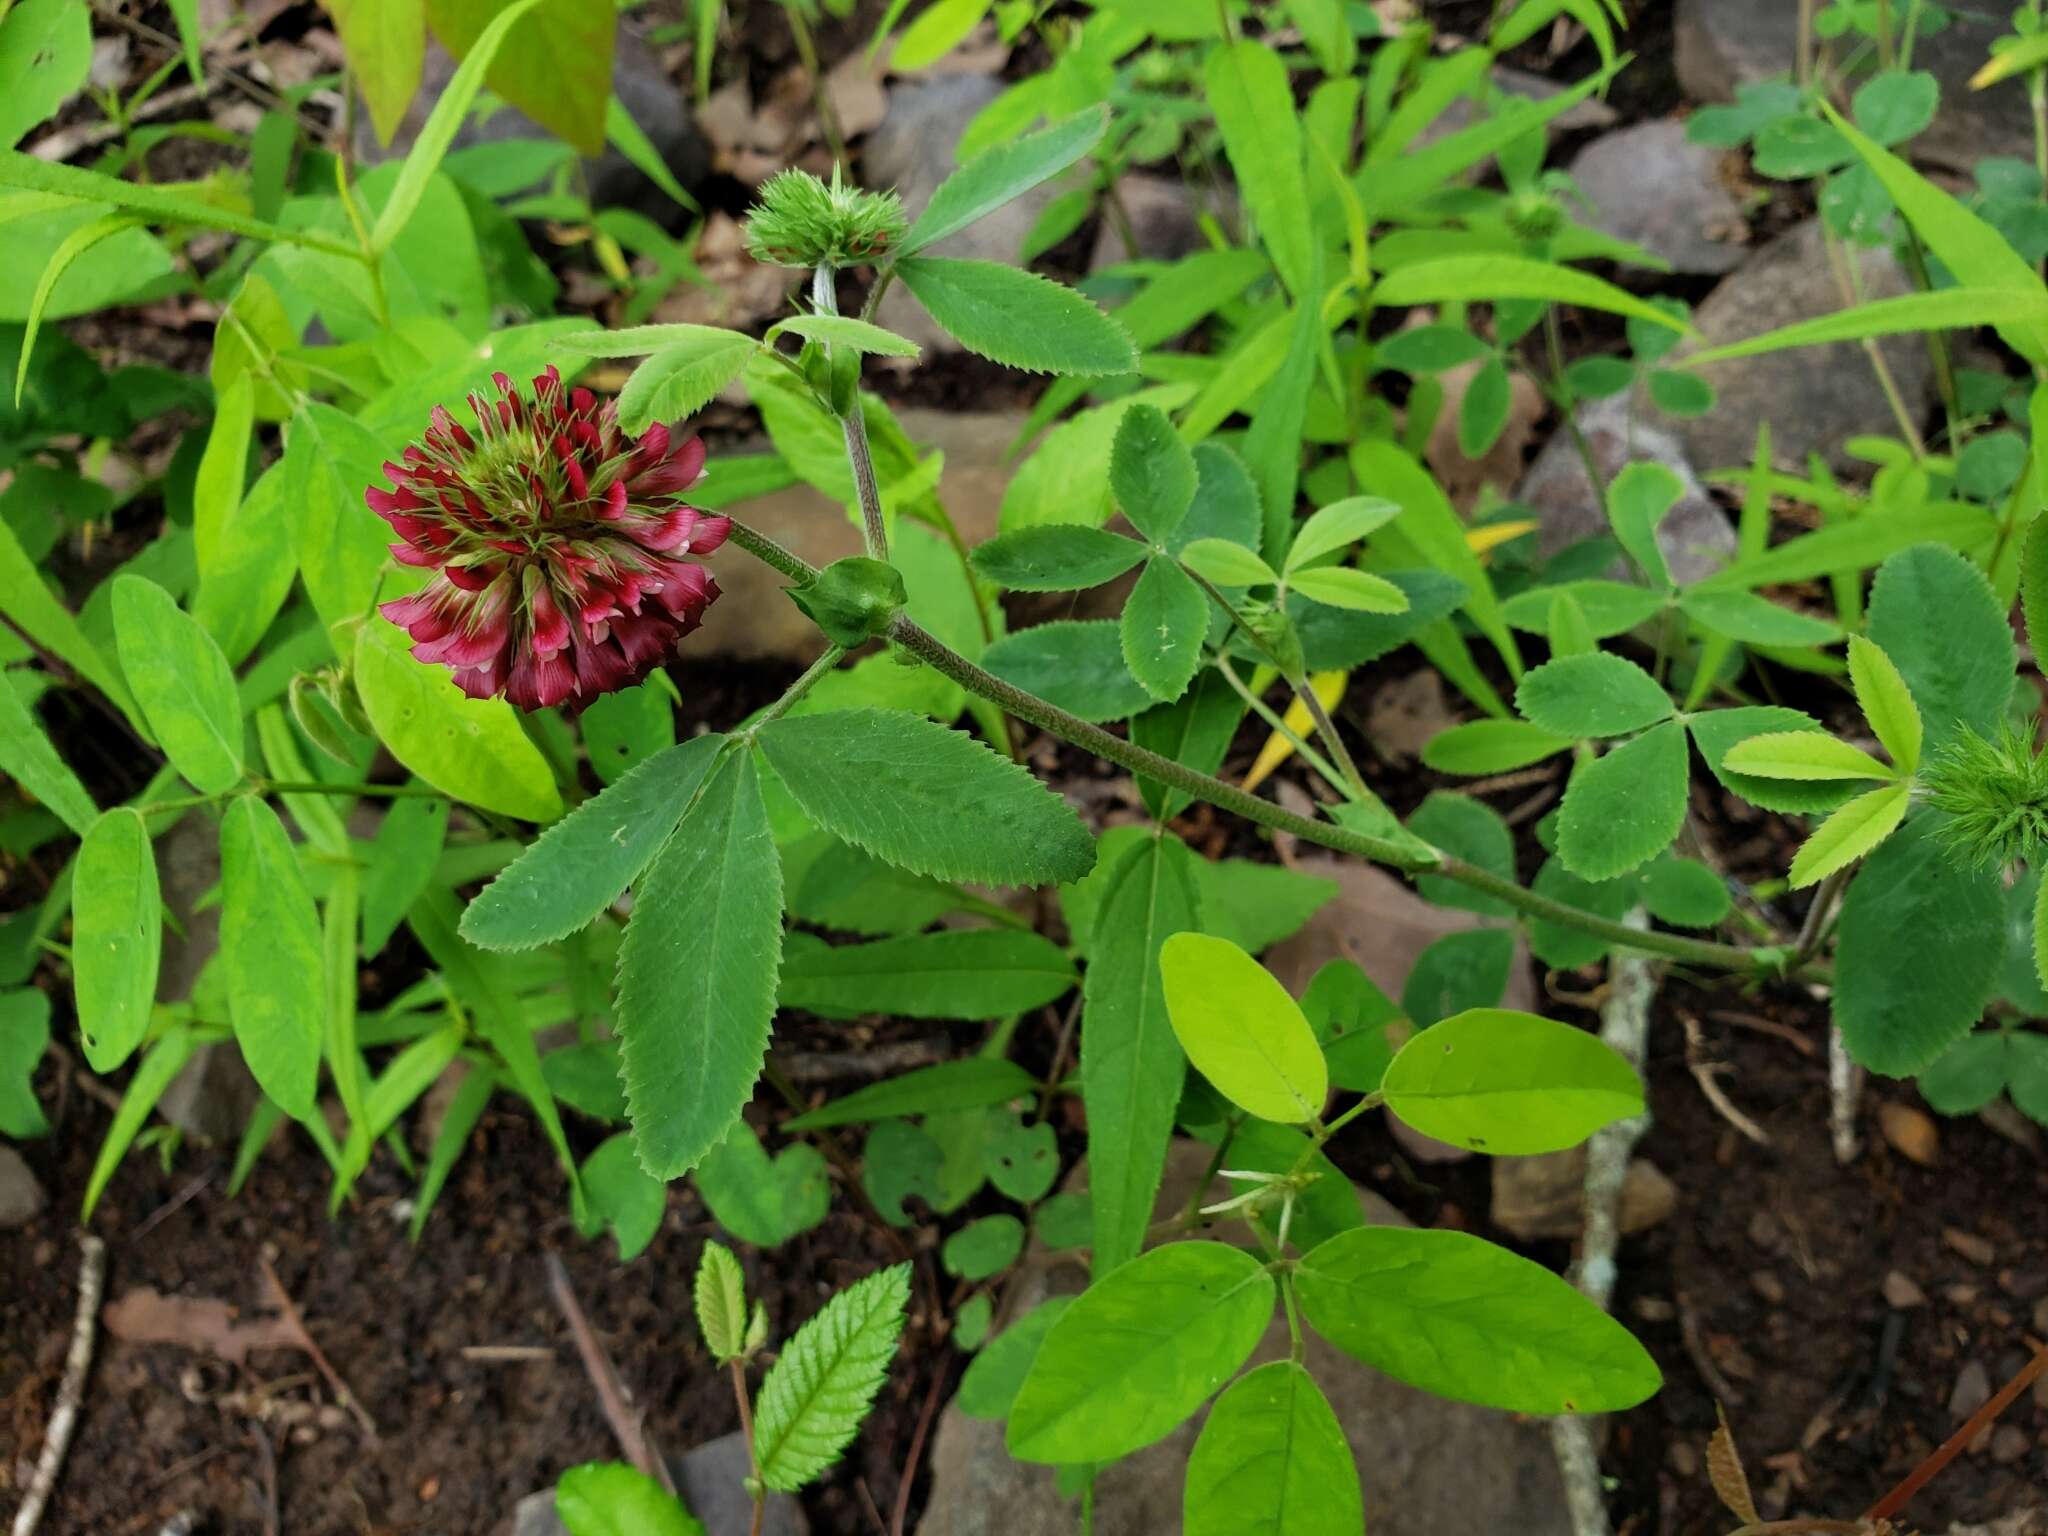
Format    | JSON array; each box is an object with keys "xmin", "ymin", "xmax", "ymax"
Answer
[{"xmin": 753, "ymin": 1264, "xmax": 911, "ymax": 1492}]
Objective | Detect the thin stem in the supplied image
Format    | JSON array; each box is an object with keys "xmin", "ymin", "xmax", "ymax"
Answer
[
  {"xmin": 1295, "ymin": 683, "xmax": 1368, "ymax": 800},
  {"xmin": 1278, "ymin": 1271, "xmax": 1306, "ymax": 1365},
  {"xmin": 261, "ymin": 779, "xmax": 446, "ymax": 800},
  {"xmin": 729, "ymin": 1357, "xmax": 764, "ymax": 1536},
  {"xmin": 1213, "ymin": 656, "xmax": 1349, "ymax": 795},
  {"xmin": 812, "ymin": 263, "xmax": 890, "ymax": 561},
  {"xmin": 1794, "ymin": 864, "xmax": 1851, "ymax": 963},
  {"xmin": 750, "ymin": 644, "xmax": 846, "ymax": 731},
  {"xmin": 785, "ymin": 5, "xmax": 846, "ymax": 165},
  {"xmin": 1541, "ymin": 307, "xmax": 1611, "ymax": 527},
  {"xmin": 723, "ymin": 517, "xmax": 1789, "ymax": 974}
]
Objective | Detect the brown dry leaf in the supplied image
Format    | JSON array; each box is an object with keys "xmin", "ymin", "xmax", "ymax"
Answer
[
  {"xmin": 103, "ymin": 1287, "xmax": 301, "ymax": 1365},
  {"xmin": 1365, "ymin": 669, "xmax": 1458, "ymax": 763},
  {"xmin": 1425, "ymin": 358, "xmax": 1547, "ymax": 512},
  {"xmin": 826, "ymin": 52, "xmax": 889, "ymax": 140},
  {"xmin": 1707, "ymin": 1408, "xmax": 1759, "ymax": 1523},
  {"xmin": 650, "ymin": 213, "xmax": 792, "ymax": 331}
]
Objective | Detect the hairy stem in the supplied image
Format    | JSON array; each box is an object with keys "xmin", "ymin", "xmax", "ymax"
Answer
[{"xmin": 811, "ymin": 263, "xmax": 890, "ymax": 562}]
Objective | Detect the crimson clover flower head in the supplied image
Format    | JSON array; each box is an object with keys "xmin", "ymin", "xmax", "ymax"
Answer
[{"xmin": 367, "ymin": 365, "xmax": 730, "ymax": 712}]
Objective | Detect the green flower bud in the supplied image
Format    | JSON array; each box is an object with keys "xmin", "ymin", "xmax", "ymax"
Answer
[
  {"xmin": 744, "ymin": 166, "xmax": 910, "ymax": 269},
  {"xmin": 1922, "ymin": 720, "xmax": 2048, "ymax": 870},
  {"xmin": 788, "ymin": 556, "xmax": 908, "ymax": 649},
  {"xmin": 1242, "ymin": 598, "xmax": 1306, "ymax": 683}
]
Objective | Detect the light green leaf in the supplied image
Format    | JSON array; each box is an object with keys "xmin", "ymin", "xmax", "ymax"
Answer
[
  {"xmin": 1692, "ymin": 503, "xmax": 1994, "ymax": 595},
  {"xmin": 374, "ymin": 0, "xmax": 549, "ymax": 250},
  {"xmin": 1723, "ymin": 731, "xmax": 1895, "ymax": 781},
  {"xmin": 1421, "ymin": 719, "xmax": 1571, "ymax": 775},
  {"xmin": 1296, "ymin": 1226, "xmax": 1661, "ymax": 1413},
  {"xmin": 766, "ymin": 314, "xmax": 920, "ymax": 357},
  {"xmin": 1834, "ymin": 813, "xmax": 2004, "ymax": 1075},
  {"xmin": 461, "ymin": 736, "xmax": 723, "ymax": 950},
  {"xmin": 1008, "ymin": 1242, "xmax": 1275, "ymax": 1463},
  {"xmin": 1206, "ymin": 40, "xmax": 1315, "ymax": 299},
  {"xmin": 0, "ymin": 516, "xmax": 142, "ymax": 733},
  {"xmin": 1606, "ymin": 462, "xmax": 1679, "ymax": 589},
  {"xmin": 1084, "ymin": 836, "xmax": 1202, "ymax": 1275},
  {"xmin": 0, "ymin": 672, "xmax": 97, "ymax": 836},
  {"xmin": 1287, "ymin": 565, "xmax": 1410, "ymax": 613},
  {"xmin": 1684, "ymin": 286, "xmax": 2048, "ymax": 367},
  {"xmin": 1917, "ymin": 1032, "xmax": 2008, "ymax": 1115},
  {"xmin": 891, "ymin": 0, "xmax": 993, "ymax": 69},
  {"xmin": 1373, "ymin": 255, "xmax": 1696, "ymax": 334},
  {"xmin": 754, "ymin": 1263, "xmax": 911, "ymax": 1492},
  {"xmin": 327, "ymin": 0, "xmax": 426, "ymax": 145},
  {"xmin": 1160, "ymin": 932, "xmax": 1327, "ymax": 1124},
  {"xmin": 694, "ymin": 1241, "xmax": 748, "ymax": 1361},
  {"xmin": 1691, "ymin": 706, "xmax": 1859, "ymax": 815},
  {"xmin": 82, "ymin": 1025, "xmax": 196, "ymax": 1220},
  {"xmin": 220, "ymin": 797, "xmax": 323, "ymax": 1120},
  {"xmin": 72, "ymin": 809, "xmax": 161, "ymax": 1074},
  {"xmin": 786, "ymin": 1057, "xmax": 1035, "ymax": 1131},
  {"xmin": 353, "ymin": 616, "xmax": 563, "ymax": 822},
  {"xmin": 1557, "ymin": 720, "xmax": 1690, "ymax": 881},
  {"xmin": 194, "ymin": 458, "xmax": 298, "ymax": 667},
  {"xmin": 1110, "ymin": 403, "xmax": 1197, "ymax": 542},
  {"xmin": 0, "ymin": 988, "xmax": 51, "ymax": 1139},
  {"xmin": 896, "ymin": 257, "xmax": 1137, "ymax": 376},
  {"xmin": 1185, "ymin": 1362, "xmax": 1361, "ymax": 1536},
  {"xmin": 1515, "ymin": 652, "xmax": 1673, "ymax": 738},
  {"xmin": 1286, "ymin": 496, "xmax": 1402, "ymax": 574},
  {"xmin": 779, "ymin": 929, "xmax": 1076, "ymax": 1019},
  {"xmin": 0, "ymin": 0, "xmax": 91, "ymax": 150},
  {"xmin": 1676, "ymin": 589, "xmax": 1841, "ymax": 646},
  {"xmin": 1845, "ymin": 635, "xmax": 1923, "ymax": 775},
  {"xmin": 617, "ymin": 750, "xmax": 782, "ymax": 1179},
  {"xmin": 110, "ymin": 576, "xmax": 244, "ymax": 795},
  {"xmin": 972, "ymin": 525, "xmax": 1147, "ymax": 591},
  {"xmin": 555, "ymin": 322, "xmax": 755, "ymax": 357},
  {"xmin": 14, "ymin": 213, "xmax": 140, "ymax": 409},
  {"xmin": 1866, "ymin": 544, "xmax": 2013, "ymax": 752},
  {"xmin": 1502, "ymin": 580, "xmax": 1666, "ymax": 639},
  {"xmin": 1180, "ymin": 538, "xmax": 1278, "ymax": 588},
  {"xmin": 958, "ymin": 1298, "xmax": 1072, "ymax": 1419},
  {"xmin": 617, "ymin": 332, "xmax": 759, "ymax": 434},
  {"xmin": 361, "ymin": 795, "xmax": 448, "ymax": 955},
  {"xmin": 555, "ymin": 1462, "xmax": 705, "ymax": 1536},
  {"xmin": 1788, "ymin": 781, "xmax": 1912, "ymax": 889},
  {"xmin": 693, "ymin": 1120, "xmax": 829, "ymax": 1246},
  {"xmin": 1121, "ymin": 557, "xmax": 1207, "ymax": 704},
  {"xmin": 756, "ymin": 709, "xmax": 1094, "ymax": 887},
  {"xmin": 905, "ymin": 106, "xmax": 1110, "ymax": 254},
  {"xmin": 287, "ymin": 402, "xmax": 399, "ymax": 631},
  {"xmin": 1382, "ymin": 1008, "xmax": 1644, "ymax": 1154}
]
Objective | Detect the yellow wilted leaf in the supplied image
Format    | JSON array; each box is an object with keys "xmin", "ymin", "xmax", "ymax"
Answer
[
  {"xmin": 1465, "ymin": 519, "xmax": 1538, "ymax": 559},
  {"xmin": 1242, "ymin": 671, "xmax": 1347, "ymax": 793}
]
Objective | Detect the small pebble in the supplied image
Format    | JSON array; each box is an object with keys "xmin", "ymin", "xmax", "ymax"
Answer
[
  {"xmin": 1998, "ymin": 1268, "xmax": 2048, "ymax": 1300},
  {"xmin": 1879, "ymin": 1102, "xmax": 1940, "ymax": 1166},
  {"xmin": 1634, "ymin": 1296, "xmax": 1676, "ymax": 1323},
  {"xmin": 1947, "ymin": 1284, "xmax": 1980, "ymax": 1306},
  {"xmin": 1990, "ymin": 1425, "xmax": 2030, "ymax": 1465},
  {"xmin": 1881, "ymin": 1270, "xmax": 1927, "ymax": 1309},
  {"xmin": 1752, "ymin": 1271, "xmax": 1786, "ymax": 1305},
  {"xmin": 1950, "ymin": 1359, "xmax": 1992, "ymax": 1421},
  {"xmin": 1944, "ymin": 1227, "xmax": 1997, "ymax": 1266},
  {"xmin": 1747, "ymin": 1210, "xmax": 1784, "ymax": 1252},
  {"xmin": 1668, "ymin": 1441, "xmax": 1701, "ymax": 1477}
]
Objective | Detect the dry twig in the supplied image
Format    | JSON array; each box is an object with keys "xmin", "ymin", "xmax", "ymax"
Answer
[
  {"xmin": 546, "ymin": 1252, "xmax": 675, "ymax": 1494},
  {"xmin": 11, "ymin": 1234, "xmax": 106, "ymax": 1536},
  {"xmin": 1681, "ymin": 1014, "xmax": 1771, "ymax": 1146},
  {"xmin": 256, "ymin": 1255, "xmax": 378, "ymax": 1441}
]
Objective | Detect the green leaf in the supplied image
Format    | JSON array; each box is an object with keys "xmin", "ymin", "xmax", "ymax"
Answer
[
  {"xmin": 1008, "ymin": 1242, "xmax": 1275, "ymax": 1463},
  {"xmin": 1401, "ymin": 927, "xmax": 1514, "ymax": 1027},
  {"xmin": 580, "ymin": 682, "xmax": 674, "ymax": 786},
  {"xmin": 1723, "ymin": 731, "xmax": 1894, "ymax": 781},
  {"xmin": 1852, "ymin": 68, "xmax": 1938, "ymax": 146},
  {"xmin": 693, "ymin": 1120, "xmax": 829, "ymax": 1247},
  {"xmin": 943, "ymin": 1214, "xmax": 1025, "ymax": 1281},
  {"xmin": 787, "ymin": 1057, "xmax": 1036, "ymax": 1130},
  {"xmin": 2023, "ymin": 502, "xmax": 2048, "ymax": 673},
  {"xmin": 1375, "ymin": 325, "xmax": 1489, "ymax": 374},
  {"xmin": 1558, "ymin": 720, "xmax": 1690, "ymax": 881},
  {"xmin": 1185, "ymin": 1362, "xmax": 1361, "ymax": 1536},
  {"xmin": 0, "ymin": 671, "xmax": 96, "ymax": 837},
  {"xmin": 1110, "ymin": 403, "xmax": 1198, "ymax": 542},
  {"xmin": 1296, "ymin": 1227, "xmax": 1661, "ymax": 1413},
  {"xmin": 461, "ymin": 736, "xmax": 723, "ymax": 950},
  {"xmin": 0, "ymin": 0, "xmax": 91, "ymax": 149},
  {"xmin": 1693, "ymin": 503, "xmax": 1994, "ymax": 596},
  {"xmin": 1408, "ymin": 792, "xmax": 1514, "ymax": 916},
  {"xmin": 972, "ymin": 525, "xmax": 1147, "ymax": 591},
  {"xmin": 1191, "ymin": 859, "xmax": 1338, "ymax": 954},
  {"xmin": 1120, "ymin": 557, "xmax": 1208, "ymax": 704},
  {"xmin": 1421, "ymin": 719, "xmax": 1571, "ymax": 775},
  {"xmin": 756, "ymin": 709, "xmax": 1094, "ymax": 887},
  {"xmin": 1691, "ymin": 706, "xmax": 1858, "ymax": 815},
  {"xmin": 1606, "ymin": 463, "xmax": 1680, "ymax": 589},
  {"xmin": 754, "ymin": 1263, "xmax": 911, "ymax": 1492},
  {"xmin": 779, "ymin": 929, "xmax": 1076, "ymax": 1019},
  {"xmin": 1372, "ymin": 256, "xmax": 1696, "ymax": 335},
  {"xmin": 556, "ymin": 1463, "xmax": 705, "ymax": 1536},
  {"xmin": 15, "ymin": 213, "xmax": 142, "ymax": 410},
  {"xmin": 959, "ymin": 1298, "xmax": 1072, "ymax": 1419},
  {"xmin": 1835, "ymin": 814, "xmax": 2005, "ymax": 1075},
  {"xmin": 1382, "ymin": 1008, "xmax": 1644, "ymax": 1154},
  {"xmin": 1206, "ymin": 41, "xmax": 1316, "ymax": 300},
  {"xmin": 1084, "ymin": 836, "xmax": 1202, "ymax": 1275},
  {"xmin": 1502, "ymin": 580, "xmax": 1665, "ymax": 639},
  {"xmin": 1788, "ymin": 781, "xmax": 1912, "ymax": 888},
  {"xmin": 1457, "ymin": 357, "xmax": 1512, "ymax": 459},
  {"xmin": 767, "ymin": 314, "xmax": 921, "ymax": 357},
  {"xmin": 82, "ymin": 1025, "xmax": 196, "ymax": 1220},
  {"xmin": 327, "ymin": 0, "xmax": 426, "ymax": 145},
  {"xmin": 2036, "ymin": 870, "xmax": 2048, "ymax": 996},
  {"xmin": 353, "ymin": 617, "xmax": 563, "ymax": 823},
  {"xmin": 1866, "ymin": 544, "xmax": 2014, "ymax": 752},
  {"xmin": 285, "ymin": 403, "xmax": 393, "ymax": 632},
  {"xmin": 1845, "ymin": 635, "xmax": 1923, "ymax": 774},
  {"xmin": 1286, "ymin": 497, "xmax": 1401, "ymax": 574},
  {"xmin": 1752, "ymin": 115, "xmax": 1853, "ymax": 178},
  {"xmin": 1684, "ymin": 286, "xmax": 2048, "ymax": 367},
  {"xmin": 194, "ymin": 372, "xmax": 255, "ymax": 575},
  {"xmin": 1160, "ymin": 933, "xmax": 1327, "ymax": 1124},
  {"xmin": 0, "ymin": 988, "xmax": 51, "ymax": 1139},
  {"xmin": 577, "ymin": 1132, "xmax": 667, "ymax": 1261},
  {"xmin": 983, "ymin": 620, "xmax": 1152, "ymax": 722},
  {"xmin": 1676, "ymin": 589, "xmax": 1841, "ymax": 646},
  {"xmin": 1515, "ymin": 652, "xmax": 1673, "ymax": 739},
  {"xmin": 0, "ymin": 515, "xmax": 143, "ymax": 734},
  {"xmin": 220, "ymin": 797, "xmax": 323, "ymax": 1120},
  {"xmin": 110, "ymin": 576, "xmax": 244, "ymax": 795},
  {"xmin": 1639, "ymin": 853, "xmax": 1732, "ymax": 929},
  {"xmin": 1181, "ymin": 538, "xmax": 1279, "ymax": 587},
  {"xmin": 906, "ymin": 106, "xmax": 1110, "ymax": 255},
  {"xmin": 617, "ymin": 333, "xmax": 759, "ymax": 434},
  {"xmin": 1288, "ymin": 565, "xmax": 1410, "ymax": 613},
  {"xmin": 72, "ymin": 809, "xmax": 161, "ymax": 1074},
  {"xmin": 617, "ymin": 750, "xmax": 782, "ymax": 1179},
  {"xmin": 1918, "ymin": 1033, "xmax": 2008, "ymax": 1115},
  {"xmin": 895, "ymin": 258, "xmax": 1136, "ymax": 376},
  {"xmin": 694, "ymin": 1240, "xmax": 748, "ymax": 1361}
]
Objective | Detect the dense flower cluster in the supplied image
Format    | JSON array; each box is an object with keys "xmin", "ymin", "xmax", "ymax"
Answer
[{"xmin": 368, "ymin": 366, "xmax": 729, "ymax": 711}]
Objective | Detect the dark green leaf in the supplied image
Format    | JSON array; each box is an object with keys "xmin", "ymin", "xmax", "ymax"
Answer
[
  {"xmin": 1121, "ymin": 557, "xmax": 1208, "ymax": 703},
  {"xmin": 1401, "ymin": 927, "xmax": 1513, "ymax": 1027},
  {"xmin": 787, "ymin": 1058, "xmax": 1036, "ymax": 1130},
  {"xmin": 983, "ymin": 620, "xmax": 1153, "ymax": 722},
  {"xmin": 1515, "ymin": 652, "xmax": 1673, "ymax": 738},
  {"xmin": 1110, "ymin": 403, "xmax": 1198, "ymax": 541},
  {"xmin": 896, "ymin": 258, "xmax": 1136, "ymax": 376},
  {"xmin": 1558, "ymin": 720, "xmax": 1690, "ymax": 881},
  {"xmin": 971, "ymin": 525, "xmax": 1146, "ymax": 591},
  {"xmin": 220, "ymin": 797, "xmax": 322, "ymax": 1119},
  {"xmin": 1185, "ymin": 1362, "xmax": 1361, "ymax": 1536},
  {"xmin": 1866, "ymin": 543, "xmax": 2015, "ymax": 750},
  {"xmin": 906, "ymin": 107, "xmax": 1109, "ymax": 254},
  {"xmin": 1690, "ymin": 706, "xmax": 1856, "ymax": 815},
  {"xmin": 1408, "ymin": 792, "xmax": 1514, "ymax": 916},
  {"xmin": 778, "ymin": 929, "xmax": 1076, "ymax": 1019}
]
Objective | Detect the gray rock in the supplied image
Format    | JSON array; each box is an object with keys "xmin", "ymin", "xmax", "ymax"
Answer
[
  {"xmin": 511, "ymin": 1432, "xmax": 805, "ymax": 1536},
  {"xmin": 358, "ymin": 21, "xmax": 706, "ymax": 222},
  {"xmin": 1515, "ymin": 394, "xmax": 1737, "ymax": 584},
  {"xmin": 0, "ymin": 1144, "xmax": 44, "ymax": 1229},
  {"xmin": 1567, "ymin": 119, "xmax": 1750, "ymax": 274},
  {"xmin": 863, "ymin": 77, "xmax": 1068, "ymax": 353},
  {"xmin": 702, "ymin": 407, "xmax": 1023, "ymax": 663},
  {"xmin": 1412, "ymin": 63, "xmax": 1620, "ymax": 156},
  {"xmin": 1676, "ymin": 0, "xmax": 2028, "ymax": 173},
  {"xmin": 914, "ymin": 1145, "xmax": 1575, "ymax": 1536},
  {"xmin": 1674, "ymin": 216, "xmax": 1931, "ymax": 474},
  {"xmin": 1090, "ymin": 175, "xmax": 1232, "ymax": 270}
]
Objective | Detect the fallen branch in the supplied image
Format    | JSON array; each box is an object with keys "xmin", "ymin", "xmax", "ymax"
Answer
[
  {"xmin": 1681, "ymin": 1013, "xmax": 1771, "ymax": 1147},
  {"xmin": 546, "ymin": 1252, "xmax": 674, "ymax": 1495},
  {"xmin": 1551, "ymin": 911, "xmax": 1657, "ymax": 1536},
  {"xmin": 1827, "ymin": 1021, "xmax": 1862, "ymax": 1165},
  {"xmin": 255, "ymin": 1256, "xmax": 378, "ymax": 1442},
  {"xmin": 11, "ymin": 1234, "xmax": 106, "ymax": 1536}
]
